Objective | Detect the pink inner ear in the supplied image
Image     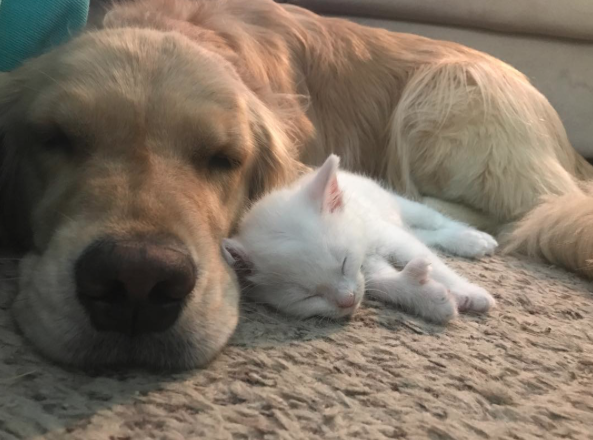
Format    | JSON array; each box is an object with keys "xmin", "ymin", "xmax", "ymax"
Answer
[{"xmin": 326, "ymin": 176, "xmax": 343, "ymax": 213}]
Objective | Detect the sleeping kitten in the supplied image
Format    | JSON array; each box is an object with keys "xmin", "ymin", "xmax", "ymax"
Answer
[{"xmin": 223, "ymin": 155, "xmax": 497, "ymax": 324}]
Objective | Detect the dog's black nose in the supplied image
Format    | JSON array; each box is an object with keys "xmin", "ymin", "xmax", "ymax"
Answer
[{"xmin": 75, "ymin": 238, "xmax": 196, "ymax": 335}]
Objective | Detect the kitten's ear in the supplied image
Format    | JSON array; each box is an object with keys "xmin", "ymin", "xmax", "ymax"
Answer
[
  {"xmin": 307, "ymin": 154, "xmax": 343, "ymax": 213},
  {"xmin": 222, "ymin": 238, "xmax": 254, "ymax": 278}
]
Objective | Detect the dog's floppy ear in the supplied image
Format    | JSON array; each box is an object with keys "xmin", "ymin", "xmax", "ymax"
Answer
[
  {"xmin": 247, "ymin": 96, "xmax": 310, "ymax": 200},
  {"xmin": 0, "ymin": 72, "xmax": 34, "ymax": 251}
]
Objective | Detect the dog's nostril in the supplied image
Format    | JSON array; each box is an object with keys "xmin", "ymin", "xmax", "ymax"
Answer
[
  {"xmin": 112, "ymin": 280, "xmax": 128, "ymax": 302},
  {"xmin": 149, "ymin": 280, "xmax": 188, "ymax": 304},
  {"xmin": 95, "ymin": 280, "xmax": 128, "ymax": 304},
  {"xmin": 75, "ymin": 237, "xmax": 197, "ymax": 334}
]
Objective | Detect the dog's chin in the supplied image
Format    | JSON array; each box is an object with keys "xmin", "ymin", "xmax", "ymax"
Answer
[{"xmin": 11, "ymin": 252, "xmax": 240, "ymax": 372}]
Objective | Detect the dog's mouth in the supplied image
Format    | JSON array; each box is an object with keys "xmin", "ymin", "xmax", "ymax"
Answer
[{"xmin": 10, "ymin": 236, "xmax": 241, "ymax": 372}]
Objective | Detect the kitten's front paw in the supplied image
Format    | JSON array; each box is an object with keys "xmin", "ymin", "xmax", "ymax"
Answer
[
  {"xmin": 401, "ymin": 257, "xmax": 432, "ymax": 284},
  {"xmin": 450, "ymin": 283, "xmax": 495, "ymax": 313},
  {"xmin": 444, "ymin": 229, "xmax": 498, "ymax": 258},
  {"xmin": 402, "ymin": 258, "xmax": 458, "ymax": 324}
]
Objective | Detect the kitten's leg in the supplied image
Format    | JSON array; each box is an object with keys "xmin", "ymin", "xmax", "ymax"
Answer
[
  {"xmin": 364, "ymin": 255, "xmax": 457, "ymax": 324},
  {"xmin": 395, "ymin": 196, "xmax": 498, "ymax": 258},
  {"xmin": 375, "ymin": 224, "xmax": 496, "ymax": 313},
  {"xmin": 413, "ymin": 226, "xmax": 498, "ymax": 259}
]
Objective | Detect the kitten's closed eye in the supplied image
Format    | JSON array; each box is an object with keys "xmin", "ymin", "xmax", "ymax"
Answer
[{"xmin": 341, "ymin": 256, "xmax": 348, "ymax": 275}]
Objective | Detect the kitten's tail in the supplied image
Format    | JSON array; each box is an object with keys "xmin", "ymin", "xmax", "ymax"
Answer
[{"xmin": 502, "ymin": 182, "xmax": 593, "ymax": 279}]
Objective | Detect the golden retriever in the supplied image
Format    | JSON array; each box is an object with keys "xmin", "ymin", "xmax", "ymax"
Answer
[{"xmin": 0, "ymin": 0, "xmax": 591, "ymax": 370}]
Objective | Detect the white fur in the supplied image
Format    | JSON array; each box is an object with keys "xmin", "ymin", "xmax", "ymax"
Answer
[{"xmin": 224, "ymin": 155, "xmax": 496, "ymax": 324}]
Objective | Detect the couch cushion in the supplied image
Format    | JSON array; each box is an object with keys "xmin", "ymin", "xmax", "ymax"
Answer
[
  {"xmin": 0, "ymin": 0, "xmax": 89, "ymax": 71},
  {"xmin": 283, "ymin": 0, "xmax": 593, "ymax": 42}
]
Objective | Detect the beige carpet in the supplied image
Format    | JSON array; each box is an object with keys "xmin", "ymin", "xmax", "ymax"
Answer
[{"xmin": 1, "ymin": 253, "xmax": 593, "ymax": 440}]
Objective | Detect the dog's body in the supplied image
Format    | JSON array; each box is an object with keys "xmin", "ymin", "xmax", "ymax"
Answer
[{"xmin": 0, "ymin": 0, "xmax": 591, "ymax": 370}]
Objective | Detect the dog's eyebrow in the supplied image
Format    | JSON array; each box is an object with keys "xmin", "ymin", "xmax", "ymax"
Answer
[{"xmin": 173, "ymin": 107, "xmax": 252, "ymax": 156}]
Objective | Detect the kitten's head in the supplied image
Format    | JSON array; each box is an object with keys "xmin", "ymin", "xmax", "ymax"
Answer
[{"xmin": 223, "ymin": 155, "xmax": 367, "ymax": 319}]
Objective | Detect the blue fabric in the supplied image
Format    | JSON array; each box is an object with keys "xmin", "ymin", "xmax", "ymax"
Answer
[{"xmin": 0, "ymin": 0, "xmax": 90, "ymax": 71}]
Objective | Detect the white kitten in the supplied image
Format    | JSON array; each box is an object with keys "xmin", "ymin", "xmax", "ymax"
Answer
[{"xmin": 223, "ymin": 155, "xmax": 496, "ymax": 324}]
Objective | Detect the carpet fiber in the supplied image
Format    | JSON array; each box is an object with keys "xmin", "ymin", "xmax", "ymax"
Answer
[{"xmin": 1, "ymin": 254, "xmax": 593, "ymax": 439}]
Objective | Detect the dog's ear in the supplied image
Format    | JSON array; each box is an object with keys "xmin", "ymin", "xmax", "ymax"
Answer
[
  {"xmin": 0, "ymin": 72, "xmax": 33, "ymax": 252},
  {"xmin": 247, "ymin": 97, "xmax": 310, "ymax": 201}
]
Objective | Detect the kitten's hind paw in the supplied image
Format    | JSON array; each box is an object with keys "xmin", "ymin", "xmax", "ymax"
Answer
[
  {"xmin": 422, "ymin": 287, "xmax": 458, "ymax": 324},
  {"xmin": 451, "ymin": 283, "xmax": 496, "ymax": 313}
]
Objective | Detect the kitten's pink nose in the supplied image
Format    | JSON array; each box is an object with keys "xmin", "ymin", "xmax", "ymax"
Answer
[{"xmin": 336, "ymin": 292, "xmax": 356, "ymax": 308}]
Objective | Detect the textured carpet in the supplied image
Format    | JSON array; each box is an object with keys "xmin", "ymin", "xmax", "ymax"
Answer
[{"xmin": 1, "ymin": 253, "xmax": 593, "ymax": 440}]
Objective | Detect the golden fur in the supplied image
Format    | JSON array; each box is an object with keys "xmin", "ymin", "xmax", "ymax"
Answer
[{"xmin": 0, "ymin": 0, "xmax": 591, "ymax": 369}]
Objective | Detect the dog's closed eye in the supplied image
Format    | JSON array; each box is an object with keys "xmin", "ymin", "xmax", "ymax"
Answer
[
  {"xmin": 38, "ymin": 126, "xmax": 74, "ymax": 155},
  {"xmin": 209, "ymin": 152, "xmax": 241, "ymax": 171}
]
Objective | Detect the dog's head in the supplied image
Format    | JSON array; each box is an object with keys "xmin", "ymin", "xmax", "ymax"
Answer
[{"xmin": 0, "ymin": 27, "xmax": 302, "ymax": 370}]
